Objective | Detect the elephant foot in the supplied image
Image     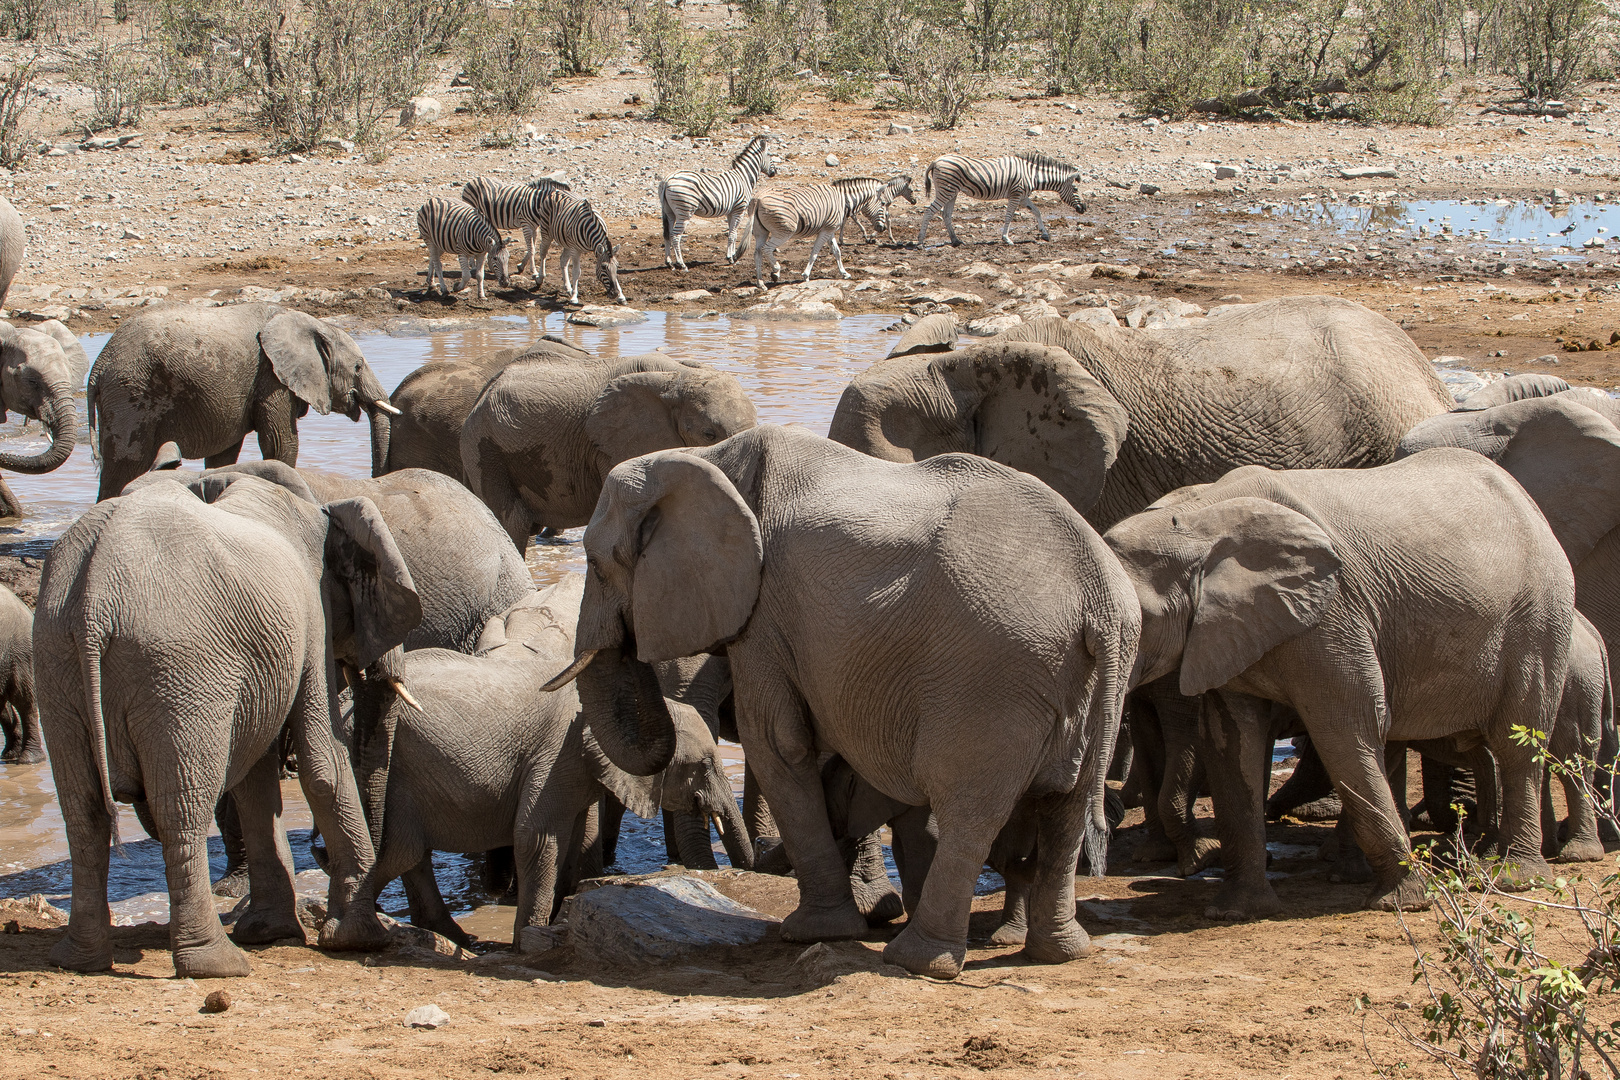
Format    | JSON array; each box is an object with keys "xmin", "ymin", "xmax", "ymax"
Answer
[
  {"xmin": 1021, "ymin": 920, "xmax": 1090, "ymax": 964},
  {"xmin": 1494, "ymin": 853, "xmax": 1553, "ymax": 892},
  {"xmin": 779, "ymin": 900, "xmax": 866, "ymax": 944},
  {"xmin": 211, "ymin": 866, "xmax": 251, "ymax": 899},
  {"xmin": 1368, "ymin": 875, "xmax": 1429, "ymax": 912},
  {"xmin": 1554, "ymin": 837, "xmax": 1607, "ymax": 863},
  {"xmin": 989, "ymin": 916, "xmax": 1027, "ymax": 947},
  {"xmin": 1328, "ymin": 846, "xmax": 1374, "ymax": 885},
  {"xmin": 317, "ymin": 910, "xmax": 390, "ymax": 952},
  {"xmin": 2, "ymin": 742, "xmax": 44, "ymax": 765},
  {"xmin": 1130, "ymin": 834, "xmax": 1177, "ymax": 864},
  {"xmin": 415, "ymin": 913, "xmax": 474, "ymax": 948},
  {"xmin": 232, "ymin": 906, "xmax": 305, "ymax": 946},
  {"xmin": 48, "ymin": 933, "xmax": 113, "ymax": 973},
  {"xmin": 1205, "ymin": 880, "xmax": 1282, "ymax": 921},
  {"xmin": 174, "ymin": 937, "xmax": 252, "ymax": 979},
  {"xmin": 1176, "ymin": 836, "xmax": 1221, "ymax": 878},
  {"xmin": 855, "ymin": 885, "xmax": 905, "ymax": 927},
  {"xmin": 883, "ymin": 925, "xmax": 965, "ymax": 980}
]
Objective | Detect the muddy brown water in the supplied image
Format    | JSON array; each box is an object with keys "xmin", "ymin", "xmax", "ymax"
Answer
[{"xmin": 0, "ymin": 311, "xmax": 896, "ymax": 930}]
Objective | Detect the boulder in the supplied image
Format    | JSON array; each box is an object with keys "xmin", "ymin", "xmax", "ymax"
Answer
[
  {"xmin": 1066, "ymin": 306, "xmax": 1119, "ymax": 329},
  {"xmin": 566, "ymin": 306, "xmax": 648, "ymax": 328},
  {"xmin": 399, "ymin": 96, "xmax": 443, "ymax": 127},
  {"xmin": 1339, "ymin": 165, "xmax": 1398, "ymax": 180},
  {"xmin": 562, "ymin": 874, "xmax": 777, "ymax": 966},
  {"xmin": 964, "ymin": 313, "xmax": 1023, "ymax": 337}
]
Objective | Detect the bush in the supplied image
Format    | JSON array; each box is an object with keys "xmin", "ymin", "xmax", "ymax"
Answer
[
  {"xmin": 0, "ymin": 0, "xmax": 54, "ymax": 40},
  {"xmin": 145, "ymin": 0, "xmax": 250, "ymax": 106},
  {"xmin": 640, "ymin": 3, "xmax": 725, "ymax": 136},
  {"xmin": 461, "ymin": 0, "xmax": 554, "ymax": 114},
  {"xmin": 0, "ymin": 52, "xmax": 35, "ymax": 167},
  {"xmin": 541, "ymin": 0, "xmax": 619, "ymax": 76},
  {"xmin": 74, "ymin": 41, "xmax": 160, "ymax": 135},
  {"xmin": 825, "ymin": 69, "xmax": 872, "ymax": 103},
  {"xmin": 1500, "ymin": 0, "xmax": 1600, "ymax": 102},
  {"xmin": 884, "ymin": 31, "xmax": 983, "ymax": 129},
  {"xmin": 721, "ymin": 8, "xmax": 797, "ymax": 115},
  {"xmin": 1040, "ymin": 0, "xmax": 1136, "ymax": 94}
]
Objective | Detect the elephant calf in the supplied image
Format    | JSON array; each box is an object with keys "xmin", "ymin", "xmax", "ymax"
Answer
[
  {"xmin": 354, "ymin": 576, "xmax": 749, "ymax": 947},
  {"xmin": 1104, "ymin": 448, "xmax": 1576, "ymax": 920},
  {"xmin": 0, "ymin": 583, "xmax": 37, "ymax": 764}
]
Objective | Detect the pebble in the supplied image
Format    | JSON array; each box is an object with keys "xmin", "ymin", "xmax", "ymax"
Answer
[
  {"xmin": 405, "ymin": 1004, "xmax": 450, "ymax": 1029},
  {"xmin": 1214, "ymin": 165, "xmax": 1241, "ymax": 180},
  {"xmin": 825, "ymin": 154, "xmax": 839, "ymax": 167},
  {"xmin": 202, "ymin": 990, "xmax": 232, "ymax": 1013},
  {"xmin": 1139, "ymin": 183, "xmax": 1161, "ymax": 195},
  {"xmin": 1025, "ymin": 125, "xmax": 1043, "ymax": 137},
  {"xmin": 887, "ymin": 123, "xmax": 912, "ymax": 135}
]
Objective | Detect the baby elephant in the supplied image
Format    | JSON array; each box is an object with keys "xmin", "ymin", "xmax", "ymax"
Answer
[
  {"xmin": 0, "ymin": 583, "xmax": 37, "ymax": 764},
  {"xmin": 353, "ymin": 575, "xmax": 745, "ymax": 947}
]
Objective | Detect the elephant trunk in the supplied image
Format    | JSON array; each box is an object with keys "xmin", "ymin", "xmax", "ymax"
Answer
[
  {"xmin": 360, "ymin": 368, "xmax": 394, "ymax": 476},
  {"xmin": 672, "ymin": 811, "xmax": 719, "ymax": 869},
  {"xmin": 0, "ymin": 390, "xmax": 75, "ymax": 474},
  {"xmin": 352, "ymin": 666, "xmax": 401, "ymax": 857},
  {"xmin": 709, "ymin": 774, "xmax": 753, "ymax": 869},
  {"xmin": 575, "ymin": 646, "xmax": 678, "ymax": 777}
]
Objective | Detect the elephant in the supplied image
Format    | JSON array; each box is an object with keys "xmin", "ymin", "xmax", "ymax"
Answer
[
  {"xmin": 36, "ymin": 472, "xmax": 423, "ymax": 978},
  {"xmin": 5, "ymin": 318, "xmax": 90, "ymax": 388},
  {"xmin": 544, "ymin": 424, "xmax": 1140, "ymax": 979},
  {"xmin": 352, "ymin": 577, "xmax": 749, "ymax": 946},
  {"xmin": 378, "ymin": 335, "xmax": 592, "ymax": 483},
  {"xmin": 0, "ymin": 583, "xmax": 38, "ymax": 764},
  {"xmin": 461, "ymin": 353, "xmax": 758, "ymax": 552},
  {"xmin": 1102, "ymin": 448, "xmax": 1575, "ymax": 920},
  {"xmin": 86, "ymin": 303, "xmax": 401, "ymax": 502},
  {"xmin": 0, "ymin": 196, "xmax": 23, "ymax": 309},
  {"xmin": 0, "ymin": 320, "xmax": 82, "ymax": 518}
]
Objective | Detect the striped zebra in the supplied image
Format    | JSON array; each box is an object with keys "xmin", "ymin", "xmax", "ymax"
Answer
[
  {"xmin": 416, "ymin": 197, "xmax": 512, "ymax": 299},
  {"xmin": 532, "ymin": 188, "xmax": 626, "ymax": 305},
  {"xmin": 916, "ymin": 153, "xmax": 1086, "ymax": 247},
  {"xmin": 459, "ymin": 175, "xmax": 571, "ymax": 279},
  {"xmin": 658, "ymin": 134, "xmax": 776, "ymax": 270},
  {"xmin": 835, "ymin": 174, "xmax": 917, "ymax": 246},
  {"xmin": 743, "ymin": 176, "xmax": 887, "ymax": 288}
]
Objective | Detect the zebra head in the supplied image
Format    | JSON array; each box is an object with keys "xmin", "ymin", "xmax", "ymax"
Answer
[
  {"xmin": 1058, "ymin": 172, "xmax": 1086, "ymax": 214},
  {"xmin": 735, "ymin": 134, "xmax": 776, "ymax": 179},
  {"xmin": 488, "ymin": 234, "xmax": 513, "ymax": 288},
  {"xmin": 595, "ymin": 242, "xmax": 626, "ymax": 305},
  {"xmin": 882, "ymin": 173, "xmax": 918, "ymax": 207}
]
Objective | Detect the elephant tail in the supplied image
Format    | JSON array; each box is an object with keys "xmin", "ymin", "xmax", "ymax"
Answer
[
  {"xmin": 77, "ymin": 624, "xmax": 122, "ymax": 853},
  {"xmin": 85, "ymin": 371, "xmax": 102, "ymax": 471},
  {"xmin": 1078, "ymin": 619, "xmax": 1133, "ymax": 878}
]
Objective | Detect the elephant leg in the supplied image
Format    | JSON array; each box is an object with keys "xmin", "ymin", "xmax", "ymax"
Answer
[
  {"xmin": 1419, "ymin": 752, "xmax": 1460, "ymax": 833},
  {"xmin": 849, "ymin": 831, "xmax": 903, "ymax": 926},
  {"xmin": 46, "ymin": 718, "xmax": 114, "ymax": 972},
  {"xmin": 228, "ymin": 749, "xmax": 303, "ymax": 946},
  {"xmin": 7, "ymin": 673, "xmax": 43, "ymax": 765},
  {"xmin": 1108, "ymin": 727, "xmax": 1134, "ymax": 785},
  {"xmin": 1555, "ymin": 768, "xmax": 1605, "ymax": 862},
  {"xmin": 1126, "ymin": 693, "xmax": 1175, "ymax": 862},
  {"xmin": 0, "ymin": 476, "xmax": 20, "ymax": 519},
  {"xmin": 1486, "ymin": 730, "xmax": 1552, "ymax": 889},
  {"xmin": 1023, "ymin": 784, "xmax": 1100, "ymax": 965},
  {"xmin": 203, "ymin": 439, "xmax": 244, "ymax": 469},
  {"xmin": 512, "ymin": 781, "xmax": 573, "ymax": 944},
  {"xmin": 987, "ymin": 807, "xmax": 1035, "ymax": 946},
  {"xmin": 742, "ymin": 763, "xmax": 776, "ymax": 848},
  {"xmin": 1200, "ymin": 689, "xmax": 1283, "ymax": 920},
  {"xmin": 1328, "ymin": 804, "xmax": 1374, "ymax": 884},
  {"xmin": 735, "ymin": 690, "xmax": 864, "ymax": 943},
  {"xmin": 599, "ymin": 795, "xmax": 625, "ymax": 867},
  {"xmin": 1155, "ymin": 686, "xmax": 1218, "ymax": 876},
  {"xmin": 660, "ymin": 808, "xmax": 682, "ymax": 864},
  {"xmin": 152, "ymin": 790, "xmax": 251, "ymax": 978},
  {"xmin": 884, "ymin": 793, "xmax": 1014, "ymax": 979},
  {"xmin": 890, "ymin": 805, "xmax": 937, "ymax": 918},
  {"xmin": 212, "ymin": 793, "xmax": 250, "ymax": 898},
  {"xmin": 401, "ymin": 854, "xmax": 471, "ymax": 947}
]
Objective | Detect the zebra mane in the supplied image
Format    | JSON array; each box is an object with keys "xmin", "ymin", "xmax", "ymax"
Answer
[
  {"xmin": 1017, "ymin": 151, "xmax": 1079, "ymax": 174},
  {"xmin": 731, "ymin": 135, "xmax": 771, "ymax": 168}
]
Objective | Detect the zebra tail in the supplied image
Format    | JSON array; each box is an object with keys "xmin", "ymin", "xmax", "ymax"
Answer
[
  {"xmin": 924, "ymin": 164, "xmax": 934, "ymax": 199},
  {"xmin": 658, "ymin": 181, "xmax": 673, "ymax": 245},
  {"xmin": 734, "ymin": 197, "xmax": 761, "ymax": 260}
]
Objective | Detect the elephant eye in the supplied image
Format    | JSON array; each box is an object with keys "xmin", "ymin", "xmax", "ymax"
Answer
[{"xmin": 702, "ymin": 428, "xmax": 718, "ymax": 441}]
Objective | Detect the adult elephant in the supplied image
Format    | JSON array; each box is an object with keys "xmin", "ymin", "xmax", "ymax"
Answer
[
  {"xmin": 1103, "ymin": 449, "xmax": 1574, "ymax": 919},
  {"xmin": 36, "ymin": 472, "xmax": 421, "ymax": 978},
  {"xmin": 544, "ymin": 425, "xmax": 1139, "ymax": 979},
  {"xmin": 378, "ymin": 335, "xmax": 591, "ymax": 483},
  {"xmin": 87, "ymin": 303, "xmax": 400, "ymax": 502},
  {"xmin": 0, "ymin": 321, "xmax": 81, "ymax": 518},
  {"xmin": 0, "ymin": 196, "xmax": 23, "ymax": 309},
  {"xmin": 831, "ymin": 297, "xmax": 1453, "ymax": 529},
  {"xmin": 462, "ymin": 353, "xmax": 757, "ymax": 552}
]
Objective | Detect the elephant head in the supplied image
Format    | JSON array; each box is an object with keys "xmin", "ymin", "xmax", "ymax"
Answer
[
  {"xmin": 828, "ymin": 340, "xmax": 1129, "ymax": 515},
  {"xmin": 584, "ymin": 360, "xmax": 758, "ymax": 468},
  {"xmin": 1104, "ymin": 489, "xmax": 1342, "ymax": 695},
  {"xmin": 543, "ymin": 450, "xmax": 764, "ymax": 777},
  {"xmin": 258, "ymin": 310, "xmax": 401, "ymax": 474},
  {"xmin": 0, "ymin": 322, "xmax": 79, "ymax": 478},
  {"xmin": 1397, "ymin": 396, "xmax": 1620, "ymax": 566},
  {"xmin": 1452, "ymin": 372, "xmax": 1572, "ymax": 412}
]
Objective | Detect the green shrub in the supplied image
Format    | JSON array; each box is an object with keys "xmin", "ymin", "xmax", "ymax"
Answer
[
  {"xmin": 883, "ymin": 31, "xmax": 983, "ymax": 129},
  {"xmin": 1500, "ymin": 0, "xmax": 1599, "ymax": 102},
  {"xmin": 74, "ymin": 41, "xmax": 161, "ymax": 135},
  {"xmin": 541, "ymin": 0, "xmax": 619, "ymax": 76},
  {"xmin": 461, "ymin": 0, "xmax": 554, "ymax": 114},
  {"xmin": 0, "ymin": 0, "xmax": 53, "ymax": 40},
  {"xmin": 0, "ymin": 51, "xmax": 36, "ymax": 166},
  {"xmin": 640, "ymin": 3, "xmax": 725, "ymax": 136}
]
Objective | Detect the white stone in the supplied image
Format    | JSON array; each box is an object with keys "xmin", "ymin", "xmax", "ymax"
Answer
[
  {"xmin": 1339, "ymin": 165, "xmax": 1397, "ymax": 179},
  {"xmin": 404, "ymin": 1004, "xmax": 450, "ymax": 1029},
  {"xmin": 668, "ymin": 288, "xmax": 713, "ymax": 302},
  {"xmin": 887, "ymin": 123, "xmax": 912, "ymax": 135},
  {"xmin": 398, "ymin": 96, "xmax": 442, "ymax": 127},
  {"xmin": 965, "ymin": 313, "xmax": 1024, "ymax": 336},
  {"xmin": 1067, "ymin": 306, "xmax": 1120, "ymax": 329},
  {"xmin": 566, "ymin": 306, "xmax": 648, "ymax": 328},
  {"xmin": 562, "ymin": 874, "xmax": 777, "ymax": 966},
  {"xmin": 1026, "ymin": 125, "xmax": 1043, "ymax": 136},
  {"xmin": 825, "ymin": 154, "xmax": 840, "ymax": 167}
]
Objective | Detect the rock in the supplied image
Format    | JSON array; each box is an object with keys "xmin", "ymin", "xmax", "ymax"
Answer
[
  {"xmin": 566, "ymin": 306, "xmax": 648, "ymax": 328},
  {"xmin": 1429, "ymin": 355, "xmax": 1472, "ymax": 367},
  {"xmin": 561, "ymin": 873, "xmax": 777, "ymax": 967},
  {"xmin": 398, "ymin": 96, "xmax": 442, "ymax": 127},
  {"xmin": 404, "ymin": 1004, "xmax": 450, "ymax": 1029},
  {"xmin": 519, "ymin": 925, "xmax": 565, "ymax": 954},
  {"xmin": 238, "ymin": 285, "xmax": 299, "ymax": 303},
  {"xmin": 825, "ymin": 154, "xmax": 840, "ymax": 167},
  {"xmin": 1067, "ymin": 306, "xmax": 1120, "ymax": 329},
  {"xmin": 956, "ymin": 261, "xmax": 1004, "ymax": 280},
  {"xmin": 667, "ymin": 288, "xmax": 712, "ymax": 302},
  {"xmin": 793, "ymin": 941, "xmax": 905, "ymax": 987},
  {"xmin": 1339, "ymin": 166, "xmax": 1398, "ymax": 179},
  {"xmin": 887, "ymin": 123, "xmax": 912, "ymax": 135},
  {"xmin": 1533, "ymin": 353, "xmax": 1562, "ymax": 365},
  {"xmin": 905, "ymin": 289, "xmax": 984, "ymax": 306},
  {"xmin": 202, "ymin": 990, "xmax": 232, "ymax": 1013},
  {"xmin": 120, "ymin": 229, "xmax": 144, "ymax": 241},
  {"xmin": 1139, "ymin": 182, "xmax": 1161, "ymax": 195},
  {"xmin": 386, "ymin": 917, "xmax": 470, "ymax": 959},
  {"xmin": 1552, "ymin": 188, "xmax": 1570, "ymax": 201},
  {"xmin": 965, "ymin": 313, "xmax": 1024, "ymax": 336},
  {"xmin": 1214, "ymin": 165, "xmax": 1241, "ymax": 180},
  {"xmin": 1025, "ymin": 125, "xmax": 1043, "ymax": 136},
  {"xmin": 295, "ymin": 896, "xmax": 327, "ymax": 930},
  {"xmin": 1586, "ymin": 237, "xmax": 1606, "ymax": 249},
  {"xmin": 1437, "ymin": 368, "xmax": 1493, "ymax": 401},
  {"xmin": 47, "ymin": 203, "xmax": 68, "ymax": 212},
  {"xmin": 1105, "ymin": 178, "xmax": 1132, "ymax": 189},
  {"xmin": 319, "ymin": 138, "xmax": 355, "ymax": 154}
]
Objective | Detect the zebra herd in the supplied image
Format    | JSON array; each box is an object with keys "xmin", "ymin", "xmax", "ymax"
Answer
[{"xmin": 414, "ymin": 138, "xmax": 1088, "ymax": 302}]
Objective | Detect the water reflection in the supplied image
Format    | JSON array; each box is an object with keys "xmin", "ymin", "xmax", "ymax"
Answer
[{"xmin": 1248, "ymin": 197, "xmax": 1617, "ymax": 258}]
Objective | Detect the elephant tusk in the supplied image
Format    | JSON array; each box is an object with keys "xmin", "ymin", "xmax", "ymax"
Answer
[
  {"xmin": 387, "ymin": 678, "xmax": 424, "ymax": 711},
  {"xmin": 710, "ymin": 812, "xmax": 726, "ymax": 837},
  {"xmin": 541, "ymin": 649, "xmax": 599, "ymax": 692},
  {"xmin": 373, "ymin": 399, "xmax": 402, "ymax": 416}
]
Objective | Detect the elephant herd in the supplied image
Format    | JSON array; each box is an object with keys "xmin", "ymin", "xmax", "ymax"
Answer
[{"xmin": 14, "ymin": 291, "xmax": 1620, "ymax": 984}]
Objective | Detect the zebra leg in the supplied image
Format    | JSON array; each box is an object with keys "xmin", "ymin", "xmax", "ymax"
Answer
[
  {"xmin": 670, "ymin": 211, "xmax": 687, "ymax": 271},
  {"xmin": 563, "ymin": 250, "xmax": 581, "ymax": 304},
  {"xmin": 802, "ymin": 232, "xmax": 829, "ymax": 282},
  {"xmin": 427, "ymin": 249, "xmax": 444, "ymax": 295},
  {"xmin": 723, "ymin": 210, "xmax": 743, "ymax": 264},
  {"xmin": 520, "ymin": 225, "xmax": 537, "ymax": 278},
  {"xmin": 942, "ymin": 198, "xmax": 961, "ymax": 246},
  {"xmin": 753, "ymin": 226, "xmax": 767, "ymax": 288},
  {"xmin": 1026, "ymin": 196, "xmax": 1050, "ymax": 242},
  {"xmin": 830, "ymin": 232, "xmax": 850, "ymax": 280},
  {"xmin": 453, "ymin": 256, "xmax": 473, "ymax": 293},
  {"xmin": 916, "ymin": 203, "xmax": 940, "ymax": 247},
  {"xmin": 1001, "ymin": 198, "xmax": 1018, "ymax": 244},
  {"xmin": 474, "ymin": 253, "xmax": 488, "ymax": 300},
  {"xmin": 535, "ymin": 237, "xmax": 551, "ymax": 292}
]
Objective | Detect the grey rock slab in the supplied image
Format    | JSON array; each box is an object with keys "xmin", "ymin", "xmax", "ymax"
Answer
[
  {"xmin": 1340, "ymin": 166, "xmax": 1398, "ymax": 179},
  {"xmin": 404, "ymin": 1004, "xmax": 450, "ymax": 1029},
  {"xmin": 563, "ymin": 875, "xmax": 777, "ymax": 966}
]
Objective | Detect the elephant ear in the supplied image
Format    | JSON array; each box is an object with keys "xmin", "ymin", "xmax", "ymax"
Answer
[
  {"xmin": 1454, "ymin": 372, "xmax": 1572, "ymax": 412},
  {"xmin": 1491, "ymin": 399, "xmax": 1620, "ymax": 565},
  {"xmin": 261, "ymin": 310, "xmax": 333, "ymax": 415},
  {"xmin": 324, "ymin": 496, "xmax": 424, "ymax": 669},
  {"xmin": 33, "ymin": 320, "xmax": 88, "ymax": 385},
  {"xmin": 889, "ymin": 313, "xmax": 958, "ymax": 358},
  {"xmin": 585, "ymin": 370, "xmax": 684, "ymax": 466},
  {"xmin": 588, "ymin": 450, "xmax": 763, "ymax": 661},
  {"xmin": 120, "ymin": 459, "xmax": 318, "ymax": 504},
  {"xmin": 582, "ymin": 725, "xmax": 661, "ymax": 818},
  {"xmin": 935, "ymin": 342, "xmax": 1129, "ymax": 514},
  {"xmin": 1179, "ymin": 497, "xmax": 1341, "ymax": 696}
]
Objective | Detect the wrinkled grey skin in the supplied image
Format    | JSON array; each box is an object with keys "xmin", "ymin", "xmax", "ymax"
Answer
[
  {"xmin": 553, "ymin": 425, "xmax": 1139, "ymax": 979},
  {"xmin": 0, "ymin": 584, "xmax": 38, "ymax": 764},
  {"xmin": 1104, "ymin": 449, "xmax": 1574, "ymax": 920},
  {"xmin": 87, "ymin": 303, "xmax": 396, "ymax": 502},
  {"xmin": 1452, "ymin": 372, "xmax": 1573, "ymax": 411},
  {"xmin": 379, "ymin": 336, "xmax": 592, "ymax": 483},
  {"xmin": 461, "ymin": 353, "xmax": 758, "ymax": 553},
  {"xmin": 352, "ymin": 578, "xmax": 748, "ymax": 946},
  {"xmin": 0, "ymin": 321, "xmax": 81, "ymax": 519},
  {"xmin": 36, "ymin": 474, "xmax": 421, "ymax": 978},
  {"xmin": 0, "ymin": 196, "xmax": 23, "ymax": 310}
]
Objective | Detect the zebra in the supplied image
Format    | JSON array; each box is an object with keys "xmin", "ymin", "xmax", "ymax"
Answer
[
  {"xmin": 416, "ymin": 197, "xmax": 512, "ymax": 299},
  {"xmin": 458, "ymin": 175, "xmax": 571, "ymax": 280},
  {"xmin": 834, "ymin": 174, "xmax": 917, "ymax": 246},
  {"xmin": 743, "ymin": 176, "xmax": 886, "ymax": 288},
  {"xmin": 916, "ymin": 153, "xmax": 1087, "ymax": 247},
  {"xmin": 658, "ymin": 134, "xmax": 776, "ymax": 271},
  {"xmin": 531, "ymin": 187, "xmax": 626, "ymax": 305}
]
